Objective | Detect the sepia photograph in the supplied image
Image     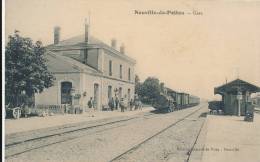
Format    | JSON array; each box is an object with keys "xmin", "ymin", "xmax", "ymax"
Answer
[{"xmin": 2, "ymin": 0, "xmax": 260, "ymax": 162}]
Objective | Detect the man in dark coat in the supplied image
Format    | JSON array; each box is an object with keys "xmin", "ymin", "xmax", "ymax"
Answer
[
  {"xmin": 109, "ymin": 97, "xmax": 115, "ymax": 111},
  {"xmin": 119, "ymin": 98, "xmax": 125, "ymax": 112},
  {"xmin": 88, "ymin": 97, "xmax": 93, "ymax": 108},
  {"xmin": 115, "ymin": 97, "xmax": 119, "ymax": 110}
]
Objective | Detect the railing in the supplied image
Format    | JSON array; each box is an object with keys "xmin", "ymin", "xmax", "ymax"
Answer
[
  {"xmin": 34, "ymin": 104, "xmax": 65, "ymax": 115},
  {"xmin": 6, "ymin": 104, "xmax": 84, "ymax": 119},
  {"xmin": 33, "ymin": 104, "xmax": 83, "ymax": 116}
]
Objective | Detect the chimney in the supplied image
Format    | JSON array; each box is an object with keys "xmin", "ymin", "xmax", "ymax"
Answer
[
  {"xmin": 120, "ymin": 44, "xmax": 125, "ymax": 54},
  {"xmin": 54, "ymin": 26, "xmax": 60, "ymax": 44},
  {"xmin": 85, "ymin": 18, "xmax": 89, "ymax": 43},
  {"xmin": 111, "ymin": 39, "xmax": 117, "ymax": 49},
  {"xmin": 83, "ymin": 19, "xmax": 89, "ymax": 65}
]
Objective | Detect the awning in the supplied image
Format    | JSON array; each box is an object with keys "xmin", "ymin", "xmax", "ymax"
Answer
[{"xmin": 214, "ymin": 79, "xmax": 260, "ymax": 95}]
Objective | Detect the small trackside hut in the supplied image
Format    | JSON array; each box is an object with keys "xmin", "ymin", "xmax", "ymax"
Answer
[{"xmin": 214, "ymin": 79, "xmax": 260, "ymax": 116}]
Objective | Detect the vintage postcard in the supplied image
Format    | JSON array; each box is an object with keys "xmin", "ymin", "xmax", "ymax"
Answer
[{"xmin": 2, "ymin": 0, "xmax": 260, "ymax": 162}]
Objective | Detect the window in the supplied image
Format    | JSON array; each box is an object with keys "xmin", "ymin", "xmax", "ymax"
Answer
[
  {"xmin": 83, "ymin": 49, "xmax": 88, "ymax": 64},
  {"xmin": 109, "ymin": 60, "xmax": 112, "ymax": 76},
  {"xmin": 120, "ymin": 64, "xmax": 122, "ymax": 79},
  {"xmin": 128, "ymin": 68, "xmax": 131, "ymax": 81}
]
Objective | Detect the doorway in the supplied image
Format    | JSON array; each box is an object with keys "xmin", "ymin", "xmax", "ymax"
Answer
[
  {"xmin": 94, "ymin": 83, "xmax": 99, "ymax": 110},
  {"xmin": 127, "ymin": 88, "xmax": 131, "ymax": 103},
  {"xmin": 61, "ymin": 81, "xmax": 72, "ymax": 105},
  {"xmin": 108, "ymin": 85, "xmax": 112, "ymax": 103},
  {"xmin": 119, "ymin": 87, "xmax": 122, "ymax": 100}
]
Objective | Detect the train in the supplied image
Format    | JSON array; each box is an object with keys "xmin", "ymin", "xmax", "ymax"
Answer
[
  {"xmin": 152, "ymin": 93, "xmax": 175, "ymax": 113},
  {"xmin": 152, "ymin": 87, "xmax": 200, "ymax": 112}
]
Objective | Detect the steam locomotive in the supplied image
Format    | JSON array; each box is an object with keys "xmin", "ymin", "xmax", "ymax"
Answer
[{"xmin": 152, "ymin": 88, "xmax": 200, "ymax": 112}]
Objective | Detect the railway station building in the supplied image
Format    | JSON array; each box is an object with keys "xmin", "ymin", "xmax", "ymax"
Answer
[
  {"xmin": 214, "ymin": 79, "xmax": 260, "ymax": 115},
  {"xmin": 35, "ymin": 22, "xmax": 136, "ymax": 111}
]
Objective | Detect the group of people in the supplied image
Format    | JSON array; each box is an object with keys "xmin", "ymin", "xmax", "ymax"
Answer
[
  {"xmin": 108, "ymin": 97, "xmax": 142, "ymax": 112},
  {"xmin": 87, "ymin": 96, "xmax": 142, "ymax": 113}
]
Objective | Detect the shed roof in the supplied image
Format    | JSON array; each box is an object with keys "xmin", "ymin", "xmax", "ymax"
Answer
[{"xmin": 214, "ymin": 79, "xmax": 260, "ymax": 95}]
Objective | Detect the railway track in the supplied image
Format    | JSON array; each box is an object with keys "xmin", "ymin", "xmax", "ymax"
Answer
[
  {"xmin": 186, "ymin": 116, "xmax": 206, "ymax": 162},
  {"xmin": 6, "ymin": 105, "xmax": 205, "ymax": 160},
  {"xmin": 109, "ymin": 105, "xmax": 205, "ymax": 162},
  {"xmin": 5, "ymin": 111, "xmax": 164, "ymax": 159}
]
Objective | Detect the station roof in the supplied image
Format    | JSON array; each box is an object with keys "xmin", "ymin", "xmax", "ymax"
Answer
[
  {"xmin": 47, "ymin": 35, "xmax": 136, "ymax": 64},
  {"xmin": 45, "ymin": 50, "xmax": 102, "ymax": 75},
  {"xmin": 53, "ymin": 35, "xmax": 105, "ymax": 46},
  {"xmin": 214, "ymin": 79, "xmax": 260, "ymax": 95}
]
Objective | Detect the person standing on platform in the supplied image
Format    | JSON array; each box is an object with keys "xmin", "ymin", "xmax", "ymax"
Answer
[
  {"xmin": 109, "ymin": 97, "xmax": 115, "ymax": 111},
  {"xmin": 120, "ymin": 98, "xmax": 125, "ymax": 112},
  {"xmin": 130, "ymin": 99, "xmax": 134, "ymax": 111},
  {"xmin": 87, "ymin": 97, "xmax": 94, "ymax": 117},
  {"xmin": 115, "ymin": 97, "xmax": 119, "ymax": 110}
]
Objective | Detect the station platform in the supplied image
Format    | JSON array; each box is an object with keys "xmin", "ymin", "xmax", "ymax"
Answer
[
  {"xmin": 5, "ymin": 107, "xmax": 154, "ymax": 135},
  {"xmin": 190, "ymin": 109, "xmax": 260, "ymax": 162}
]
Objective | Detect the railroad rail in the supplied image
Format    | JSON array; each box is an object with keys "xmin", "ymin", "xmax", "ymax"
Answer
[
  {"xmin": 109, "ymin": 105, "xmax": 204, "ymax": 162},
  {"xmin": 5, "ymin": 112, "xmax": 161, "ymax": 159},
  {"xmin": 6, "ymin": 105, "xmax": 204, "ymax": 160},
  {"xmin": 186, "ymin": 113, "xmax": 206, "ymax": 162}
]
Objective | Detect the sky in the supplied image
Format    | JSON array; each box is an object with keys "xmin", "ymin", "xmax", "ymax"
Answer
[{"xmin": 5, "ymin": 0, "xmax": 260, "ymax": 99}]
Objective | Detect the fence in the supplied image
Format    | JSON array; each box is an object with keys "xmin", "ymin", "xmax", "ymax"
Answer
[
  {"xmin": 32, "ymin": 104, "xmax": 83, "ymax": 116},
  {"xmin": 33, "ymin": 104, "xmax": 64, "ymax": 115}
]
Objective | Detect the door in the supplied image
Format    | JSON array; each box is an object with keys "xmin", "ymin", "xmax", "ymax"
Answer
[
  {"xmin": 119, "ymin": 87, "xmax": 122, "ymax": 100},
  {"xmin": 94, "ymin": 83, "xmax": 99, "ymax": 110},
  {"xmin": 108, "ymin": 85, "xmax": 112, "ymax": 103},
  {"xmin": 61, "ymin": 82, "xmax": 72, "ymax": 105},
  {"xmin": 127, "ymin": 88, "xmax": 131, "ymax": 104}
]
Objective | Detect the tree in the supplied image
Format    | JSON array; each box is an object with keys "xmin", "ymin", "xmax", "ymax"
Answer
[
  {"xmin": 5, "ymin": 30, "xmax": 55, "ymax": 107},
  {"xmin": 139, "ymin": 77, "xmax": 161, "ymax": 104}
]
